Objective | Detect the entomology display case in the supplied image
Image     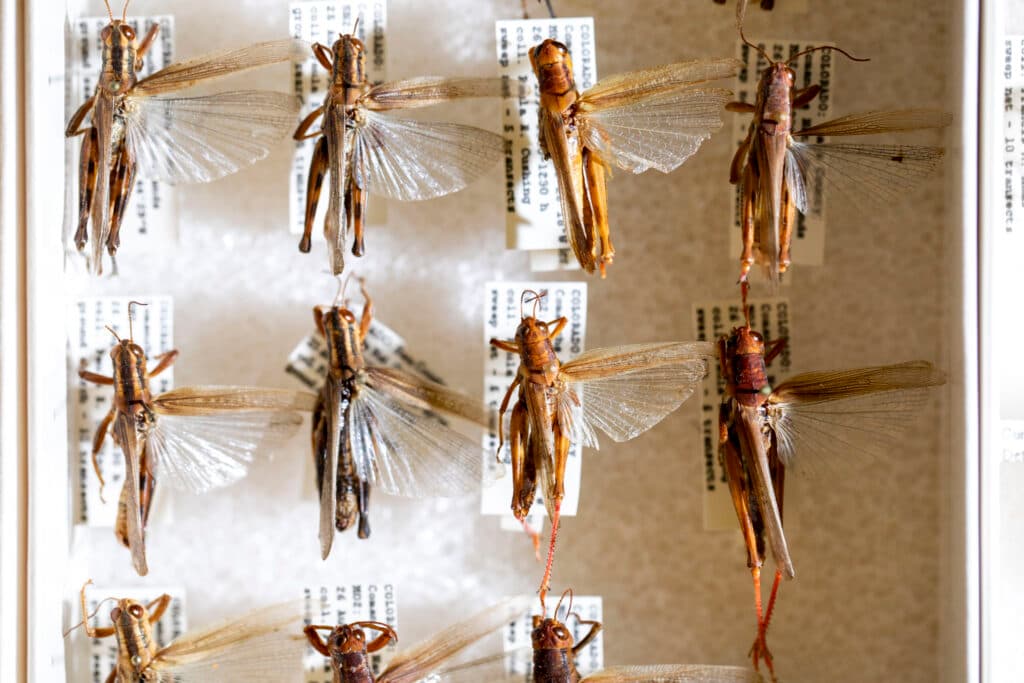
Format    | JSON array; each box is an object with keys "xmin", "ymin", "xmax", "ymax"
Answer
[{"xmin": 0, "ymin": 0, "xmax": 993, "ymax": 682}]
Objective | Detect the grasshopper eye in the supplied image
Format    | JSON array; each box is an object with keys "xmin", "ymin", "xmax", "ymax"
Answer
[
  {"xmin": 128, "ymin": 604, "xmax": 144, "ymax": 619},
  {"xmin": 554, "ymin": 625, "xmax": 570, "ymax": 639},
  {"xmin": 100, "ymin": 26, "xmax": 112, "ymax": 41},
  {"xmin": 110, "ymin": 607, "xmax": 122, "ymax": 621},
  {"xmin": 120, "ymin": 25, "xmax": 136, "ymax": 40}
]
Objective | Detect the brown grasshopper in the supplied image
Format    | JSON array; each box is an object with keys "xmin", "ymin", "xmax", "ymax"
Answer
[
  {"xmin": 66, "ymin": 0, "xmax": 301, "ymax": 274},
  {"xmin": 444, "ymin": 590, "xmax": 762, "ymax": 682},
  {"xmin": 718, "ymin": 322, "xmax": 946, "ymax": 679},
  {"xmin": 304, "ymin": 596, "xmax": 531, "ymax": 682},
  {"xmin": 294, "ymin": 27, "xmax": 505, "ymax": 275},
  {"xmin": 490, "ymin": 291, "xmax": 713, "ymax": 605},
  {"xmin": 529, "ymin": 39, "xmax": 737, "ymax": 276},
  {"xmin": 310, "ymin": 278, "xmax": 492, "ymax": 559},
  {"xmin": 79, "ymin": 302, "xmax": 314, "ymax": 575},
  {"xmin": 528, "ymin": 591, "xmax": 762, "ymax": 682},
  {"xmin": 727, "ymin": 9, "xmax": 950, "ymax": 287},
  {"xmin": 70, "ymin": 581, "xmax": 303, "ymax": 682}
]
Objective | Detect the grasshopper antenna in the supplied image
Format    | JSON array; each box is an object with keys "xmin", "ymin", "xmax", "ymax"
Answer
[
  {"xmin": 104, "ymin": 325, "xmax": 122, "ymax": 342},
  {"xmin": 333, "ymin": 273, "xmax": 354, "ymax": 307},
  {"xmin": 121, "ymin": 0, "xmax": 130, "ymax": 22},
  {"xmin": 352, "ymin": 17, "xmax": 360, "ymax": 35},
  {"xmin": 64, "ymin": 580, "xmax": 115, "ymax": 638},
  {"xmin": 103, "ymin": 0, "xmax": 114, "ymax": 22},
  {"xmin": 521, "ymin": 0, "xmax": 556, "ymax": 19},
  {"xmin": 553, "ymin": 588, "xmax": 573, "ymax": 621},
  {"xmin": 127, "ymin": 301, "xmax": 147, "ymax": 343},
  {"xmin": 736, "ymin": 1, "xmax": 770, "ymax": 64},
  {"xmin": 787, "ymin": 44, "xmax": 869, "ymax": 65},
  {"xmin": 521, "ymin": 289, "xmax": 546, "ymax": 319}
]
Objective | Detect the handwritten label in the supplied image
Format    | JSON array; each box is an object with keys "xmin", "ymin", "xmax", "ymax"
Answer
[
  {"xmin": 502, "ymin": 595, "xmax": 603, "ymax": 678},
  {"xmin": 730, "ymin": 38, "xmax": 834, "ymax": 271},
  {"xmin": 289, "ymin": 1, "xmax": 388, "ymax": 237},
  {"xmin": 482, "ymin": 282, "xmax": 588, "ymax": 524},
  {"xmin": 496, "ymin": 17, "xmax": 596, "ymax": 262},
  {"xmin": 303, "ymin": 584, "xmax": 397, "ymax": 682},
  {"xmin": 71, "ymin": 297, "xmax": 174, "ymax": 527},
  {"xmin": 692, "ymin": 298, "xmax": 792, "ymax": 530},
  {"xmin": 82, "ymin": 585, "xmax": 186, "ymax": 683},
  {"xmin": 67, "ymin": 16, "xmax": 176, "ymax": 251}
]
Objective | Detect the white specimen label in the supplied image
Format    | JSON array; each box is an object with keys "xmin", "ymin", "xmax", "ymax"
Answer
[
  {"xmin": 529, "ymin": 248, "xmax": 580, "ymax": 273},
  {"xmin": 71, "ymin": 297, "xmax": 174, "ymax": 527},
  {"xmin": 1003, "ymin": 37, "xmax": 1024, "ymax": 235},
  {"xmin": 66, "ymin": 16, "xmax": 176, "ymax": 248},
  {"xmin": 692, "ymin": 298, "xmax": 792, "ymax": 530},
  {"xmin": 482, "ymin": 282, "xmax": 587, "ymax": 523},
  {"xmin": 729, "ymin": 38, "xmax": 834, "ymax": 270},
  {"xmin": 81, "ymin": 585, "xmax": 186, "ymax": 683},
  {"xmin": 496, "ymin": 17, "xmax": 596, "ymax": 262},
  {"xmin": 303, "ymin": 584, "xmax": 398, "ymax": 682},
  {"xmin": 502, "ymin": 595, "xmax": 603, "ymax": 678},
  {"xmin": 289, "ymin": 1, "xmax": 388, "ymax": 238}
]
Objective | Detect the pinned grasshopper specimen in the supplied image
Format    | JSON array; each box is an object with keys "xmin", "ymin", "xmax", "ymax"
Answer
[
  {"xmin": 66, "ymin": 1, "xmax": 303, "ymax": 274},
  {"xmin": 79, "ymin": 302, "xmax": 315, "ymax": 575},
  {"xmin": 310, "ymin": 279, "xmax": 492, "ymax": 558},
  {"xmin": 728, "ymin": 6, "xmax": 951, "ymax": 286},
  {"xmin": 294, "ymin": 29, "xmax": 505, "ymax": 274},
  {"xmin": 304, "ymin": 595, "xmax": 532, "ymax": 682},
  {"xmin": 529, "ymin": 39, "xmax": 738, "ymax": 276},
  {"xmin": 490, "ymin": 291, "xmax": 713, "ymax": 604},
  {"xmin": 436, "ymin": 590, "xmax": 762, "ymax": 683},
  {"xmin": 528, "ymin": 591, "xmax": 762, "ymax": 683},
  {"xmin": 717, "ymin": 324, "xmax": 946, "ymax": 679},
  {"xmin": 69, "ymin": 582, "xmax": 304, "ymax": 682}
]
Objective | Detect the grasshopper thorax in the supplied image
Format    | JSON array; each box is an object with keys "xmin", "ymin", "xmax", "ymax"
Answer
[
  {"xmin": 722, "ymin": 327, "xmax": 770, "ymax": 403},
  {"xmin": 333, "ymin": 34, "xmax": 367, "ymax": 89},
  {"xmin": 515, "ymin": 317, "xmax": 561, "ymax": 383},
  {"xmin": 757, "ymin": 62, "xmax": 795, "ymax": 136},
  {"xmin": 531, "ymin": 39, "xmax": 577, "ymax": 102},
  {"xmin": 111, "ymin": 599, "xmax": 158, "ymax": 674},
  {"xmin": 315, "ymin": 305, "xmax": 365, "ymax": 381},
  {"xmin": 100, "ymin": 20, "xmax": 139, "ymax": 94},
  {"xmin": 110, "ymin": 340, "xmax": 150, "ymax": 406}
]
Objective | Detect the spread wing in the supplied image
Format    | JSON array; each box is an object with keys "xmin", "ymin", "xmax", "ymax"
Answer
[
  {"xmin": 147, "ymin": 386, "xmax": 311, "ymax": 493},
  {"xmin": 344, "ymin": 367, "xmax": 493, "ymax": 498},
  {"xmin": 556, "ymin": 342, "xmax": 714, "ymax": 448},
  {"xmin": 350, "ymin": 109, "xmax": 503, "ymax": 201},
  {"xmin": 377, "ymin": 596, "xmax": 533, "ymax": 683},
  {"xmin": 151, "ymin": 601, "xmax": 305, "ymax": 682},
  {"xmin": 766, "ymin": 361, "xmax": 947, "ymax": 471},
  {"xmin": 786, "ymin": 109, "xmax": 950, "ymax": 210},
  {"xmin": 132, "ymin": 39, "xmax": 307, "ymax": 96},
  {"xmin": 124, "ymin": 90, "xmax": 299, "ymax": 184},
  {"xmin": 584, "ymin": 664, "xmax": 763, "ymax": 682},
  {"xmin": 364, "ymin": 76, "xmax": 505, "ymax": 110},
  {"xmin": 577, "ymin": 59, "xmax": 738, "ymax": 174}
]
